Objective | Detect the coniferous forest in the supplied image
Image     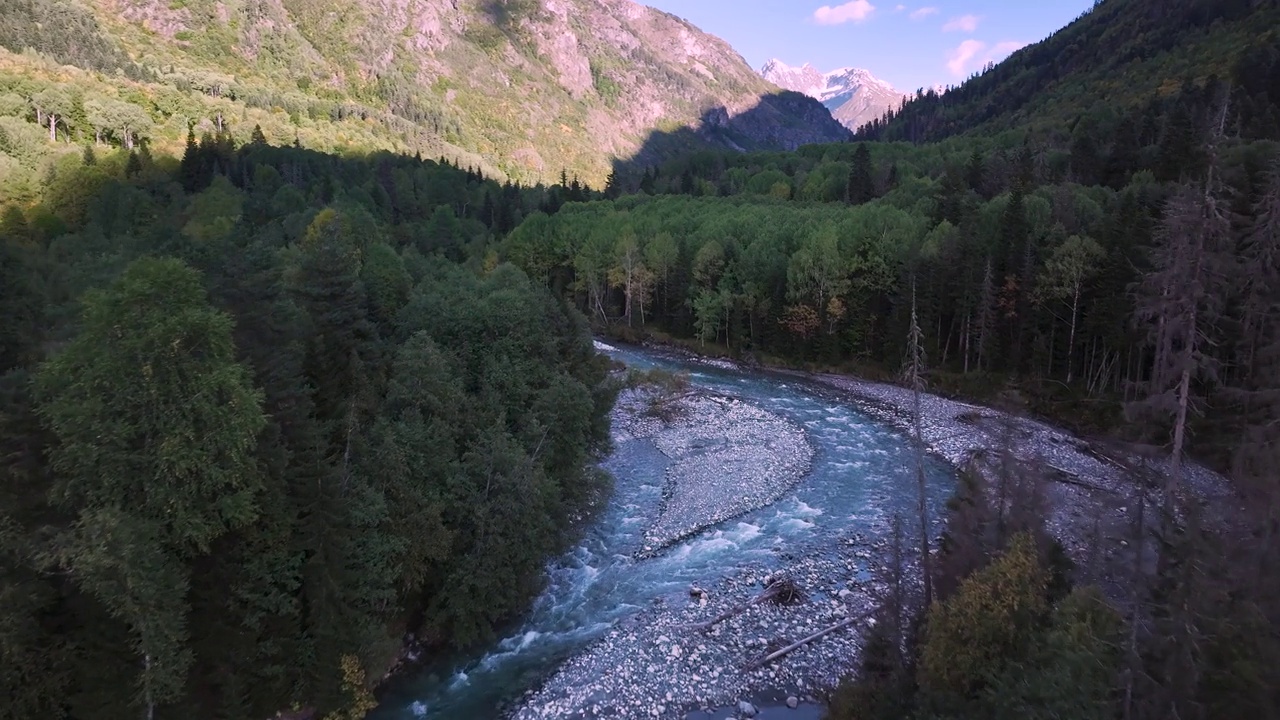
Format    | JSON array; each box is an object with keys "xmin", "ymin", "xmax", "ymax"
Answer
[
  {"xmin": 2, "ymin": 0, "xmax": 1280, "ymax": 719},
  {"xmin": 1, "ymin": 137, "xmax": 616, "ymax": 719}
]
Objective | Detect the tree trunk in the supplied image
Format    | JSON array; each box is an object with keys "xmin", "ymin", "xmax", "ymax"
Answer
[
  {"xmin": 49, "ymin": 114, "xmax": 57, "ymax": 142},
  {"xmin": 907, "ymin": 284, "xmax": 933, "ymax": 609},
  {"xmin": 1067, "ymin": 281, "xmax": 1081, "ymax": 384},
  {"xmin": 1047, "ymin": 323, "xmax": 1056, "ymax": 378},
  {"xmin": 745, "ymin": 612, "xmax": 873, "ymax": 669},
  {"xmin": 144, "ymin": 652, "xmax": 155, "ymax": 720},
  {"xmin": 1168, "ymin": 344, "xmax": 1194, "ymax": 522},
  {"xmin": 941, "ymin": 314, "xmax": 954, "ymax": 368},
  {"xmin": 1123, "ymin": 494, "xmax": 1146, "ymax": 720},
  {"xmin": 623, "ymin": 267, "xmax": 634, "ymax": 327}
]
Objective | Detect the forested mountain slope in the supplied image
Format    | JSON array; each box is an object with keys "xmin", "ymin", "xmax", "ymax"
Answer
[
  {"xmin": 857, "ymin": 0, "xmax": 1280, "ymax": 142},
  {"xmin": 0, "ymin": 0, "xmax": 848, "ymax": 194}
]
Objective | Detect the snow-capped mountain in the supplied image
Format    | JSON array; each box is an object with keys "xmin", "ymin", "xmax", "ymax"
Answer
[{"xmin": 760, "ymin": 59, "xmax": 907, "ymax": 132}]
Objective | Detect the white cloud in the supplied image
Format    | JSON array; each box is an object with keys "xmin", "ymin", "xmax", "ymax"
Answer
[
  {"xmin": 894, "ymin": 4, "xmax": 906, "ymax": 11},
  {"xmin": 908, "ymin": 6, "xmax": 938, "ymax": 20},
  {"xmin": 813, "ymin": 0, "xmax": 877, "ymax": 25},
  {"xmin": 989, "ymin": 40, "xmax": 1028, "ymax": 57},
  {"xmin": 945, "ymin": 39, "xmax": 1029, "ymax": 79},
  {"xmin": 943, "ymin": 14, "xmax": 981, "ymax": 32},
  {"xmin": 947, "ymin": 39, "xmax": 986, "ymax": 76}
]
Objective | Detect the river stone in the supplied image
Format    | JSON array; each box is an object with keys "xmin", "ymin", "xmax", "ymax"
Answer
[
  {"xmin": 738, "ymin": 700, "xmax": 757, "ymax": 717},
  {"xmin": 786, "ymin": 695, "xmax": 799, "ymax": 709}
]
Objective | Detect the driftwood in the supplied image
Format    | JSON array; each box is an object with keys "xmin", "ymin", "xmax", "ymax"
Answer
[
  {"xmin": 679, "ymin": 577, "xmax": 805, "ymax": 633},
  {"xmin": 744, "ymin": 610, "xmax": 875, "ymax": 670}
]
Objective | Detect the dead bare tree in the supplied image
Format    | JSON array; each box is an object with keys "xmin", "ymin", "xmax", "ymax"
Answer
[
  {"xmin": 744, "ymin": 610, "xmax": 876, "ymax": 670},
  {"xmin": 1128, "ymin": 100, "xmax": 1233, "ymax": 536},
  {"xmin": 903, "ymin": 279, "xmax": 933, "ymax": 608}
]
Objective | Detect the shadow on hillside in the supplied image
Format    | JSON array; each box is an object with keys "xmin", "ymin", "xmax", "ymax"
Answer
[{"xmin": 611, "ymin": 90, "xmax": 851, "ymax": 179}]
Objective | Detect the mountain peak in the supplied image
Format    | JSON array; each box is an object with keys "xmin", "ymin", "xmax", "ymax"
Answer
[
  {"xmin": 760, "ymin": 61, "xmax": 906, "ymax": 132},
  {"xmin": 760, "ymin": 58, "xmax": 813, "ymax": 74}
]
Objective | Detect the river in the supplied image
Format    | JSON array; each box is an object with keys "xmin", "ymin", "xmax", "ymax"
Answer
[{"xmin": 373, "ymin": 342, "xmax": 956, "ymax": 719}]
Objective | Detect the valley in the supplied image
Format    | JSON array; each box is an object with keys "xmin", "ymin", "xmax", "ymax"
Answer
[{"xmin": 1, "ymin": 1, "xmax": 1279, "ymax": 720}]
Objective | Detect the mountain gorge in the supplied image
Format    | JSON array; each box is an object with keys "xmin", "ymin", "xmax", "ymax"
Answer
[
  {"xmin": 0, "ymin": 0, "xmax": 849, "ymax": 187},
  {"xmin": 760, "ymin": 58, "xmax": 904, "ymax": 132}
]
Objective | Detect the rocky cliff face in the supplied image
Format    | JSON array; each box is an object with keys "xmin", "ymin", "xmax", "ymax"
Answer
[
  {"xmin": 67, "ymin": 0, "xmax": 849, "ymax": 183},
  {"xmin": 761, "ymin": 59, "xmax": 905, "ymax": 132}
]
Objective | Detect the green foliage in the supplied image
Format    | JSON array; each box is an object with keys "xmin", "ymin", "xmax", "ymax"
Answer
[
  {"xmin": 919, "ymin": 533, "xmax": 1049, "ymax": 704},
  {"xmin": 36, "ymin": 256, "xmax": 267, "ymax": 710},
  {"xmin": 0, "ymin": 140, "xmax": 614, "ymax": 718},
  {"xmin": 37, "ymin": 257, "xmax": 266, "ymax": 550},
  {"xmin": 979, "ymin": 586, "xmax": 1122, "ymax": 720}
]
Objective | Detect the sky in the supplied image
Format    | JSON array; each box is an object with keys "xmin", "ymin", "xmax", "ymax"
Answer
[{"xmin": 639, "ymin": 0, "xmax": 1096, "ymax": 91}]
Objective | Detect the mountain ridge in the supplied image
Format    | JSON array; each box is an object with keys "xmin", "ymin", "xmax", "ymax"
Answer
[
  {"xmin": 0, "ymin": 0, "xmax": 850, "ymax": 187},
  {"xmin": 760, "ymin": 58, "xmax": 904, "ymax": 132},
  {"xmin": 855, "ymin": 0, "xmax": 1280, "ymax": 143}
]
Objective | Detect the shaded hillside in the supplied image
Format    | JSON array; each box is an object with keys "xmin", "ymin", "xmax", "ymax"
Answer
[
  {"xmin": 857, "ymin": 0, "xmax": 1280, "ymax": 142},
  {"xmin": 611, "ymin": 92, "xmax": 850, "ymax": 177},
  {"xmin": 0, "ymin": 0, "xmax": 848, "ymax": 190}
]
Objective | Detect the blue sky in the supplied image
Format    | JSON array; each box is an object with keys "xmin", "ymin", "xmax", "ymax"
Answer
[{"xmin": 640, "ymin": 0, "xmax": 1096, "ymax": 91}]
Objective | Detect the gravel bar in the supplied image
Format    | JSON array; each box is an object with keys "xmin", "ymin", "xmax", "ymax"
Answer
[{"xmin": 628, "ymin": 393, "xmax": 813, "ymax": 556}]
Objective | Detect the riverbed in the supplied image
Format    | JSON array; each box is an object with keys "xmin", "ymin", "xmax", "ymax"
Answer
[
  {"xmin": 373, "ymin": 341, "xmax": 955, "ymax": 719},
  {"xmin": 371, "ymin": 340, "xmax": 1238, "ymax": 719}
]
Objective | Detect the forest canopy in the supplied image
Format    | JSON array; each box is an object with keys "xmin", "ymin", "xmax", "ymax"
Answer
[{"xmin": 0, "ymin": 136, "xmax": 616, "ymax": 719}]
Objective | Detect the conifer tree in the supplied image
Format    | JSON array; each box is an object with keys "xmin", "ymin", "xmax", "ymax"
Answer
[
  {"xmin": 903, "ymin": 279, "xmax": 933, "ymax": 608},
  {"xmin": 848, "ymin": 143, "xmax": 875, "ymax": 205}
]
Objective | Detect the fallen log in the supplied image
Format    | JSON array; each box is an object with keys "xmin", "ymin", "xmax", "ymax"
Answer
[
  {"xmin": 679, "ymin": 577, "xmax": 804, "ymax": 633},
  {"xmin": 744, "ymin": 610, "xmax": 875, "ymax": 670}
]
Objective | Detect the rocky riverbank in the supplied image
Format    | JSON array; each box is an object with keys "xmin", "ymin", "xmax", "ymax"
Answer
[
  {"xmin": 635, "ymin": 340, "xmax": 1241, "ymax": 586},
  {"xmin": 510, "ymin": 532, "xmax": 890, "ymax": 720},
  {"xmin": 798, "ymin": 371, "xmax": 1243, "ymax": 592}
]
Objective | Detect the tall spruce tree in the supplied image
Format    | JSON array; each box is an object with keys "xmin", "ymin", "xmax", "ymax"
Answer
[{"xmin": 848, "ymin": 144, "xmax": 876, "ymax": 205}]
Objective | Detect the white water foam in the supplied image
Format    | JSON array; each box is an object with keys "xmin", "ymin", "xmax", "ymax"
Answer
[
  {"xmin": 724, "ymin": 521, "xmax": 762, "ymax": 544},
  {"xmin": 779, "ymin": 518, "xmax": 816, "ymax": 532}
]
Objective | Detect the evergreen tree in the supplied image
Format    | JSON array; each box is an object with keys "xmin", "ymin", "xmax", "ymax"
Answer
[{"xmin": 848, "ymin": 143, "xmax": 876, "ymax": 204}]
